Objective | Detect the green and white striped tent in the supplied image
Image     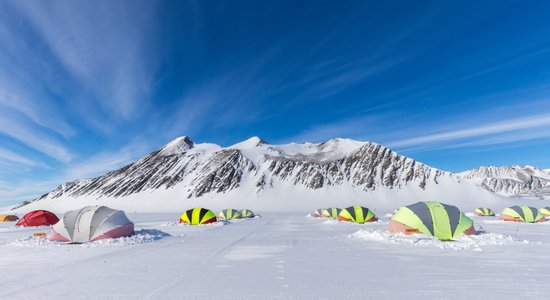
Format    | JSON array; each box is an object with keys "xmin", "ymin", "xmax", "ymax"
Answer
[
  {"xmin": 499, "ymin": 205, "xmax": 545, "ymax": 223},
  {"xmin": 474, "ymin": 207, "xmax": 495, "ymax": 216},
  {"xmin": 539, "ymin": 207, "xmax": 550, "ymax": 217},
  {"xmin": 389, "ymin": 201, "xmax": 475, "ymax": 240},
  {"xmin": 241, "ymin": 209, "xmax": 255, "ymax": 218},
  {"xmin": 218, "ymin": 209, "xmax": 242, "ymax": 220}
]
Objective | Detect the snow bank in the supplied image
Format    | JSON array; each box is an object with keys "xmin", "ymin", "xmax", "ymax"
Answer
[
  {"xmin": 8, "ymin": 229, "xmax": 170, "ymax": 248},
  {"xmin": 350, "ymin": 229, "xmax": 533, "ymax": 251},
  {"xmin": 159, "ymin": 220, "xmax": 230, "ymax": 227}
]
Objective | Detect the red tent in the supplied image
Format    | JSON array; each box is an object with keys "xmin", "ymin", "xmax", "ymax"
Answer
[{"xmin": 16, "ymin": 210, "xmax": 59, "ymax": 227}]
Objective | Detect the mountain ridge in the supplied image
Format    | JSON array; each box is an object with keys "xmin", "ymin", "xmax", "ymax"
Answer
[
  {"xmin": 458, "ymin": 165, "xmax": 550, "ymax": 199},
  {"xmin": 13, "ymin": 136, "xmax": 506, "ymax": 213}
]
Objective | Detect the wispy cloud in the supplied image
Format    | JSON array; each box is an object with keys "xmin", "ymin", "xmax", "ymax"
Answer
[
  {"xmin": 388, "ymin": 114, "xmax": 550, "ymax": 149},
  {"xmin": 0, "ymin": 110, "xmax": 74, "ymax": 162},
  {"xmin": 0, "ymin": 82, "xmax": 75, "ymax": 139},
  {"xmin": 284, "ymin": 114, "xmax": 393, "ymax": 144},
  {"xmin": 62, "ymin": 139, "xmax": 154, "ymax": 181},
  {"xmin": 7, "ymin": 1, "xmax": 162, "ymax": 124},
  {"xmin": 0, "ymin": 138, "xmax": 156, "ymax": 205},
  {"xmin": 290, "ymin": 56, "xmax": 411, "ymax": 103},
  {"xmin": 0, "ymin": 147, "xmax": 39, "ymax": 167}
]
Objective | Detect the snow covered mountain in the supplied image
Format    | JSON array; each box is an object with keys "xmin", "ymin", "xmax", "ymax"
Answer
[
  {"xmin": 458, "ymin": 166, "xmax": 550, "ymax": 199},
  {"xmin": 15, "ymin": 136, "xmax": 503, "ymax": 213}
]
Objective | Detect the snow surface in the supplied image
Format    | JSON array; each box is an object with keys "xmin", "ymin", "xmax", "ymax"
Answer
[{"xmin": 1, "ymin": 212, "xmax": 549, "ymax": 299}]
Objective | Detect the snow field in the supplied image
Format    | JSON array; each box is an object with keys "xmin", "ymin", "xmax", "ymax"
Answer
[{"xmin": 0, "ymin": 212, "xmax": 549, "ymax": 299}]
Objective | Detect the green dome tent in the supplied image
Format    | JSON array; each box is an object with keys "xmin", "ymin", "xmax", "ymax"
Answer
[
  {"xmin": 389, "ymin": 201, "xmax": 475, "ymax": 241},
  {"xmin": 539, "ymin": 207, "xmax": 550, "ymax": 217},
  {"xmin": 322, "ymin": 208, "xmax": 341, "ymax": 219},
  {"xmin": 218, "ymin": 209, "xmax": 242, "ymax": 220},
  {"xmin": 499, "ymin": 206, "xmax": 545, "ymax": 223},
  {"xmin": 179, "ymin": 208, "xmax": 217, "ymax": 225},
  {"xmin": 474, "ymin": 207, "xmax": 495, "ymax": 216},
  {"xmin": 241, "ymin": 209, "xmax": 255, "ymax": 218},
  {"xmin": 338, "ymin": 206, "xmax": 376, "ymax": 223}
]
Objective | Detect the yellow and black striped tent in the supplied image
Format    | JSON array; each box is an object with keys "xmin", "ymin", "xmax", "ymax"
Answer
[
  {"xmin": 338, "ymin": 206, "xmax": 376, "ymax": 223},
  {"xmin": 179, "ymin": 208, "xmax": 217, "ymax": 225},
  {"xmin": 218, "ymin": 209, "xmax": 242, "ymax": 220},
  {"xmin": 322, "ymin": 208, "xmax": 341, "ymax": 219},
  {"xmin": 473, "ymin": 207, "xmax": 495, "ymax": 216},
  {"xmin": 241, "ymin": 209, "xmax": 255, "ymax": 218}
]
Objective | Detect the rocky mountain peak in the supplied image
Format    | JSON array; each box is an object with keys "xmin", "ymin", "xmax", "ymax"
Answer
[
  {"xmin": 159, "ymin": 136, "xmax": 194, "ymax": 156},
  {"xmin": 229, "ymin": 136, "xmax": 269, "ymax": 149}
]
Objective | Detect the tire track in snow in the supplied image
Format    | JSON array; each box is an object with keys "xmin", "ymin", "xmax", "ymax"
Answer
[
  {"xmin": 144, "ymin": 274, "xmax": 186, "ymax": 299},
  {"xmin": 201, "ymin": 220, "xmax": 271, "ymax": 263},
  {"xmin": 0, "ymin": 235, "xmax": 179, "ymax": 296}
]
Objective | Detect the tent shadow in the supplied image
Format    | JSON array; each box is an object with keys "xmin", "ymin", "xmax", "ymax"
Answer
[{"xmin": 134, "ymin": 229, "xmax": 172, "ymax": 239}]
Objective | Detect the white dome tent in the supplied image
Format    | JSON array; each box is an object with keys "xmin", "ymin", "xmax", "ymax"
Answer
[{"xmin": 48, "ymin": 206, "xmax": 134, "ymax": 243}]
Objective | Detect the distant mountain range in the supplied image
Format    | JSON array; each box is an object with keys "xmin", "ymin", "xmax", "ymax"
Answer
[
  {"xmin": 11, "ymin": 136, "xmax": 547, "ymax": 213},
  {"xmin": 458, "ymin": 166, "xmax": 550, "ymax": 199}
]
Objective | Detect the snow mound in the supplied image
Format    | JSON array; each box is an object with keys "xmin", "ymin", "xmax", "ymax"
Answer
[
  {"xmin": 9, "ymin": 229, "xmax": 170, "ymax": 248},
  {"xmin": 350, "ymin": 229, "xmax": 532, "ymax": 251},
  {"xmin": 160, "ymin": 220, "xmax": 230, "ymax": 227},
  {"xmin": 482, "ymin": 219, "xmax": 550, "ymax": 225}
]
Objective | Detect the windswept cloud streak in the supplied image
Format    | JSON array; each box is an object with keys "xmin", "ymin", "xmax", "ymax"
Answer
[
  {"xmin": 0, "ymin": 111, "xmax": 74, "ymax": 163},
  {"xmin": 7, "ymin": 0, "xmax": 161, "ymax": 122},
  {"xmin": 0, "ymin": 137, "xmax": 155, "ymax": 205},
  {"xmin": 0, "ymin": 147, "xmax": 39, "ymax": 167},
  {"xmin": 388, "ymin": 114, "xmax": 550, "ymax": 149}
]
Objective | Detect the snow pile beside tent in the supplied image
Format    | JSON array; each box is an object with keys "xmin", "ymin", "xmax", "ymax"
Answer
[
  {"xmin": 9, "ymin": 229, "xmax": 170, "ymax": 248},
  {"xmin": 350, "ymin": 229, "xmax": 532, "ymax": 251}
]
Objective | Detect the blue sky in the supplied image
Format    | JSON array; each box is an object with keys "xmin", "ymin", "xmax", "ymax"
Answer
[{"xmin": 1, "ymin": 0, "xmax": 550, "ymax": 205}]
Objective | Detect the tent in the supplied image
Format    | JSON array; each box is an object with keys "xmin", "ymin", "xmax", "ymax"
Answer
[
  {"xmin": 474, "ymin": 207, "xmax": 495, "ymax": 216},
  {"xmin": 48, "ymin": 206, "xmax": 134, "ymax": 243},
  {"xmin": 16, "ymin": 210, "xmax": 59, "ymax": 227},
  {"xmin": 322, "ymin": 208, "xmax": 341, "ymax": 219},
  {"xmin": 0, "ymin": 215, "xmax": 19, "ymax": 222},
  {"xmin": 218, "ymin": 209, "xmax": 242, "ymax": 220},
  {"xmin": 539, "ymin": 207, "xmax": 550, "ymax": 217},
  {"xmin": 311, "ymin": 208, "xmax": 324, "ymax": 218},
  {"xmin": 180, "ymin": 208, "xmax": 217, "ymax": 225},
  {"xmin": 499, "ymin": 206, "xmax": 545, "ymax": 223},
  {"xmin": 389, "ymin": 201, "xmax": 475, "ymax": 240},
  {"xmin": 241, "ymin": 209, "xmax": 255, "ymax": 218},
  {"xmin": 338, "ymin": 206, "xmax": 376, "ymax": 223}
]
